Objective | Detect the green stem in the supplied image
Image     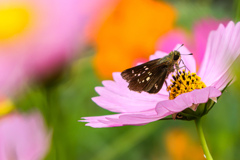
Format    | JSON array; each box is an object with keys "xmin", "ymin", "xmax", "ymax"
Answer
[
  {"xmin": 235, "ymin": 0, "xmax": 240, "ymax": 22},
  {"xmin": 195, "ymin": 118, "xmax": 213, "ymax": 160}
]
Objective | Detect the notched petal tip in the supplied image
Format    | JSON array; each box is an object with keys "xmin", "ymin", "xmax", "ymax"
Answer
[
  {"xmin": 210, "ymin": 97, "xmax": 217, "ymax": 103},
  {"xmin": 190, "ymin": 104, "xmax": 199, "ymax": 111},
  {"xmin": 172, "ymin": 113, "xmax": 177, "ymax": 120}
]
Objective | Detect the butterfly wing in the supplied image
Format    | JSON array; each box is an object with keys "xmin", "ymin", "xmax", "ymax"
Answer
[
  {"xmin": 144, "ymin": 67, "xmax": 168, "ymax": 93},
  {"xmin": 121, "ymin": 59, "xmax": 160, "ymax": 82},
  {"xmin": 121, "ymin": 58, "xmax": 169, "ymax": 93}
]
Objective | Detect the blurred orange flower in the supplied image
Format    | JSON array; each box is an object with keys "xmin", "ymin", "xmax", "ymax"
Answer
[
  {"xmin": 165, "ymin": 128, "xmax": 205, "ymax": 160},
  {"xmin": 92, "ymin": 0, "xmax": 176, "ymax": 79}
]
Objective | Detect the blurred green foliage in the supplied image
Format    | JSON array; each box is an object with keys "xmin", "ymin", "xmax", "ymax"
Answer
[{"xmin": 13, "ymin": 0, "xmax": 240, "ymax": 160}]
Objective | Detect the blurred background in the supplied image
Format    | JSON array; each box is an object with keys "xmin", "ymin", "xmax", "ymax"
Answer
[{"xmin": 0, "ymin": 0, "xmax": 239, "ymax": 159}]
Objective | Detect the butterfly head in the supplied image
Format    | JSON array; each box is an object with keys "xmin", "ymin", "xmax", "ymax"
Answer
[{"xmin": 170, "ymin": 50, "xmax": 181, "ymax": 61}]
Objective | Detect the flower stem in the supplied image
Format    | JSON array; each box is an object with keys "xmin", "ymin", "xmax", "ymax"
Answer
[
  {"xmin": 235, "ymin": 0, "xmax": 240, "ymax": 22},
  {"xmin": 195, "ymin": 118, "xmax": 213, "ymax": 160}
]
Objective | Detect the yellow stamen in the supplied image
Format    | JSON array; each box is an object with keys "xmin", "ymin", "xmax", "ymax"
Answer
[{"xmin": 167, "ymin": 70, "xmax": 206, "ymax": 100}]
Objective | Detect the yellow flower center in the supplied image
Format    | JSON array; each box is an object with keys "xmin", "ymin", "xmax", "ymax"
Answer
[
  {"xmin": 0, "ymin": 5, "xmax": 31, "ymax": 40},
  {"xmin": 0, "ymin": 98, "xmax": 15, "ymax": 116},
  {"xmin": 167, "ymin": 70, "xmax": 206, "ymax": 100}
]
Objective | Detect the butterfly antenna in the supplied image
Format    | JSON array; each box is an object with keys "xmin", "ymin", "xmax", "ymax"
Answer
[
  {"xmin": 181, "ymin": 53, "xmax": 193, "ymax": 55},
  {"xmin": 175, "ymin": 44, "xmax": 184, "ymax": 51}
]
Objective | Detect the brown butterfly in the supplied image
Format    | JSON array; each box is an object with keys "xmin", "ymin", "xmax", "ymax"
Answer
[{"xmin": 121, "ymin": 46, "xmax": 192, "ymax": 94}]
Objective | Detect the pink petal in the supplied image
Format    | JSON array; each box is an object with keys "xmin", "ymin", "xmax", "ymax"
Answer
[
  {"xmin": 80, "ymin": 110, "xmax": 161, "ymax": 128},
  {"xmin": 149, "ymin": 51, "xmax": 168, "ymax": 61},
  {"xmin": 107, "ymin": 114, "xmax": 160, "ymax": 126},
  {"xmin": 0, "ymin": 57, "xmax": 27, "ymax": 96},
  {"xmin": 93, "ymin": 72, "xmax": 168, "ymax": 113},
  {"xmin": 211, "ymin": 71, "xmax": 233, "ymax": 91},
  {"xmin": 156, "ymin": 87, "xmax": 221, "ymax": 115},
  {"xmin": 83, "ymin": 87, "xmax": 221, "ymax": 128},
  {"xmin": 156, "ymin": 29, "xmax": 190, "ymax": 53},
  {"xmin": 198, "ymin": 21, "xmax": 240, "ymax": 90},
  {"xmin": 0, "ymin": 111, "xmax": 51, "ymax": 160},
  {"xmin": 193, "ymin": 18, "xmax": 229, "ymax": 66},
  {"xmin": 80, "ymin": 114, "xmax": 123, "ymax": 128}
]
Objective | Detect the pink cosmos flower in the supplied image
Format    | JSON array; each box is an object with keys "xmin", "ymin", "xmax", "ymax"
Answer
[
  {"xmin": 81, "ymin": 21, "xmax": 240, "ymax": 128},
  {"xmin": 0, "ymin": 0, "xmax": 110, "ymax": 96},
  {"xmin": 0, "ymin": 111, "xmax": 51, "ymax": 160}
]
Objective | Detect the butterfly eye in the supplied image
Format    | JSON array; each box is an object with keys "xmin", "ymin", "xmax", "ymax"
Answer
[{"xmin": 173, "ymin": 54, "xmax": 179, "ymax": 60}]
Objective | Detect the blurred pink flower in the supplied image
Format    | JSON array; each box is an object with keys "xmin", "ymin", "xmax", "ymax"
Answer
[
  {"xmin": 0, "ymin": 0, "xmax": 110, "ymax": 95},
  {"xmin": 0, "ymin": 111, "xmax": 51, "ymax": 160},
  {"xmin": 81, "ymin": 21, "xmax": 240, "ymax": 128},
  {"xmin": 156, "ymin": 18, "xmax": 229, "ymax": 67}
]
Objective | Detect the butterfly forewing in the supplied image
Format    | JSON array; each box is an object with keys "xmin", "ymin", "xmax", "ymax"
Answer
[
  {"xmin": 121, "ymin": 58, "xmax": 169, "ymax": 93},
  {"xmin": 121, "ymin": 59, "xmax": 160, "ymax": 81}
]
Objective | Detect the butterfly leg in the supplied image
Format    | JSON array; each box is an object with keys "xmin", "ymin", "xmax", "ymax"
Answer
[
  {"xmin": 174, "ymin": 62, "xmax": 180, "ymax": 74},
  {"xmin": 164, "ymin": 80, "xmax": 168, "ymax": 89},
  {"xmin": 179, "ymin": 59, "xmax": 190, "ymax": 71}
]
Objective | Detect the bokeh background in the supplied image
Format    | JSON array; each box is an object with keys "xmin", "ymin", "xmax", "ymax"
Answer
[{"xmin": 1, "ymin": 0, "xmax": 240, "ymax": 159}]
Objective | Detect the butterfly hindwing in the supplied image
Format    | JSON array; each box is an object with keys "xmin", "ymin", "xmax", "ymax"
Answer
[
  {"xmin": 147, "ymin": 67, "xmax": 168, "ymax": 93},
  {"xmin": 127, "ymin": 66, "xmax": 160, "ymax": 92}
]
